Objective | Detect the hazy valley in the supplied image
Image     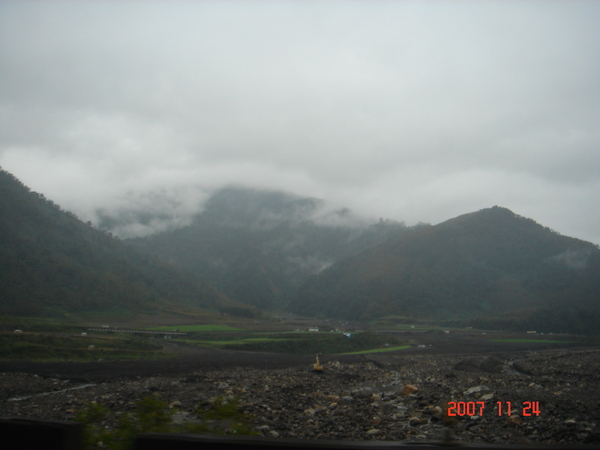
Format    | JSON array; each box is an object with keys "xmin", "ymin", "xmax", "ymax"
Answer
[
  {"xmin": 2, "ymin": 166, "xmax": 600, "ymax": 448},
  {"xmin": 2, "ymin": 167, "xmax": 600, "ymax": 335}
]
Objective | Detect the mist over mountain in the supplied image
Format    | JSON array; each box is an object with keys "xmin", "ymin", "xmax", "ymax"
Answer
[
  {"xmin": 3, "ymin": 164, "xmax": 598, "ymax": 334},
  {"xmin": 0, "ymin": 168, "xmax": 237, "ymax": 317},
  {"xmin": 289, "ymin": 207, "xmax": 600, "ymax": 334},
  {"xmin": 128, "ymin": 187, "xmax": 413, "ymax": 310},
  {"xmin": 93, "ymin": 185, "xmax": 210, "ymax": 239}
]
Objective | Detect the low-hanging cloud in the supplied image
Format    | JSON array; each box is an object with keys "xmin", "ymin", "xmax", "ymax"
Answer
[{"xmin": 1, "ymin": 1, "xmax": 599, "ymax": 243}]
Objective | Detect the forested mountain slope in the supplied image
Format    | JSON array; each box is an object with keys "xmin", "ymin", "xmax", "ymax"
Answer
[
  {"xmin": 289, "ymin": 206, "xmax": 600, "ymax": 334},
  {"xmin": 0, "ymin": 168, "xmax": 236, "ymax": 317},
  {"xmin": 129, "ymin": 187, "xmax": 412, "ymax": 310}
]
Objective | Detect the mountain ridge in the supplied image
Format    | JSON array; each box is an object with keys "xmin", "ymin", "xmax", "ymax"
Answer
[
  {"xmin": 289, "ymin": 206, "xmax": 600, "ymax": 334},
  {"xmin": 128, "ymin": 186, "xmax": 412, "ymax": 310},
  {"xmin": 3, "ymin": 166, "xmax": 598, "ymax": 334},
  {"xmin": 0, "ymin": 167, "xmax": 241, "ymax": 318}
]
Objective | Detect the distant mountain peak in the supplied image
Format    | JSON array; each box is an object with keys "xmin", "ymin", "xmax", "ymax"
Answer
[
  {"xmin": 129, "ymin": 186, "xmax": 410, "ymax": 310},
  {"xmin": 201, "ymin": 186, "xmax": 323, "ymax": 228},
  {"xmin": 289, "ymin": 206, "xmax": 600, "ymax": 334},
  {"xmin": 0, "ymin": 167, "xmax": 236, "ymax": 317}
]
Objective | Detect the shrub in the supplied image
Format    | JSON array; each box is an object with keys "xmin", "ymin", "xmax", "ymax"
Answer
[{"xmin": 76, "ymin": 394, "xmax": 255, "ymax": 450}]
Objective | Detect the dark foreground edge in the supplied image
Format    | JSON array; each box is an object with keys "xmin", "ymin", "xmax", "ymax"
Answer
[
  {"xmin": 132, "ymin": 433, "xmax": 597, "ymax": 450},
  {"xmin": 1, "ymin": 417, "xmax": 597, "ymax": 450}
]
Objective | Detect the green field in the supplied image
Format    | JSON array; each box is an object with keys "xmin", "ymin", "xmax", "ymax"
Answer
[
  {"xmin": 0, "ymin": 313, "xmax": 414, "ymax": 360},
  {"xmin": 184, "ymin": 337, "xmax": 288, "ymax": 347},
  {"xmin": 492, "ymin": 338, "xmax": 575, "ymax": 344},
  {"xmin": 148, "ymin": 324, "xmax": 242, "ymax": 332},
  {"xmin": 370, "ymin": 316, "xmax": 466, "ymax": 331},
  {"xmin": 172, "ymin": 331, "xmax": 407, "ymax": 355}
]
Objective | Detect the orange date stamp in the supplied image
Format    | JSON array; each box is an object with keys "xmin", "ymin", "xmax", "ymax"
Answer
[{"xmin": 447, "ymin": 401, "xmax": 540, "ymax": 417}]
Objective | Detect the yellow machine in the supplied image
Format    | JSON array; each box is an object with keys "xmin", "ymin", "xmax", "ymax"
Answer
[{"xmin": 313, "ymin": 354, "xmax": 323, "ymax": 371}]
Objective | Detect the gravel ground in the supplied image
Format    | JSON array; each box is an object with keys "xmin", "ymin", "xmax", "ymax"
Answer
[{"xmin": 0, "ymin": 334, "xmax": 599, "ymax": 446}]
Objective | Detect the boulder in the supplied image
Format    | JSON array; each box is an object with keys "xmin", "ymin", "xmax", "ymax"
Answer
[
  {"xmin": 401, "ymin": 385, "xmax": 419, "ymax": 396},
  {"xmin": 507, "ymin": 415, "xmax": 522, "ymax": 426},
  {"xmin": 464, "ymin": 385, "xmax": 489, "ymax": 396}
]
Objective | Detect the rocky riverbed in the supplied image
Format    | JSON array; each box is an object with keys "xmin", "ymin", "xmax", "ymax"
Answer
[{"xmin": 1, "ymin": 345, "xmax": 599, "ymax": 446}]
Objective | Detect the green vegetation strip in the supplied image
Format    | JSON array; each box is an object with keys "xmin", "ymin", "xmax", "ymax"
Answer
[
  {"xmin": 147, "ymin": 325, "xmax": 242, "ymax": 332},
  {"xmin": 341, "ymin": 345, "xmax": 411, "ymax": 355},
  {"xmin": 492, "ymin": 339, "xmax": 575, "ymax": 344},
  {"xmin": 176, "ymin": 332, "xmax": 407, "ymax": 355},
  {"xmin": 184, "ymin": 338, "xmax": 288, "ymax": 348}
]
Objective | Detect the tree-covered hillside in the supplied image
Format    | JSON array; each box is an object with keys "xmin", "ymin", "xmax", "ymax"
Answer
[
  {"xmin": 129, "ymin": 187, "xmax": 412, "ymax": 310},
  {"xmin": 289, "ymin": 207, "xmax": 600, "ymax": 334},
  {"xmin": 0, "ymin": 168, "xmax": 237, "ymax": 317}
]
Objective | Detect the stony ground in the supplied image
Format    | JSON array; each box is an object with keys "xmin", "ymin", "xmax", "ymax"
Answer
[{"xmin": 1, "ymin": 336, "xmax": 599, "ymax": 446}]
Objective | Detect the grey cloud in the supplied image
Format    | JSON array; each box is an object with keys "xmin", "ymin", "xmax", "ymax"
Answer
[{"xmin": 1, "ymin": 1, "xmax": 599, "ymax": 244}]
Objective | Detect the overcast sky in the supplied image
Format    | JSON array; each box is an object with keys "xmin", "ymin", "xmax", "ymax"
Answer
[{"xmin": 1, "ymin": 1, "xmax": 599, "ymax": 242}]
